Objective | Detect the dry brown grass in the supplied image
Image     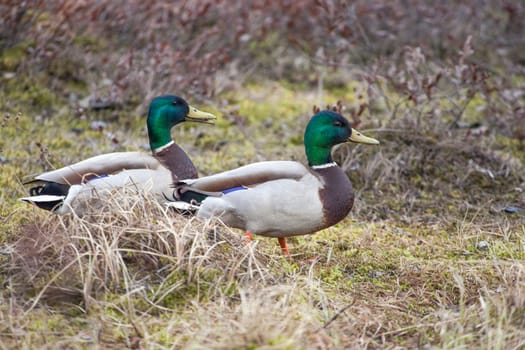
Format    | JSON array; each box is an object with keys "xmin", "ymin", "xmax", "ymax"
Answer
[
  {"xmin": 9, "ymin": 190, "xmax": 274, "ymax": 301},
  {"xmin": 339, "ymin": 129, "xmax": 524, "ymax": 223},
  {"xmin": 1, "ymin": 184, "xmax": 524, "ymax": 348},
  {"xmin": 0, "ymin": 192, "xmax": 344, "ymax": 348}
]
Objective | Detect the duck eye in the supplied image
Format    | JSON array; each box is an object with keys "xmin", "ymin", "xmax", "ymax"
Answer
[
  {"xmin": 333, "ymin": 121, "xmax": 343, "ymax": 127},
  {"xmin": 172, "ymin": 100, "xmax": 178, "ymax": 105}
]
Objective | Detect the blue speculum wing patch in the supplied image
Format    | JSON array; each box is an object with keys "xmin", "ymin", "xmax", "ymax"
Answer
[
  {"xmin": 86, "ymin": 174, "xmax": 109, "ymax": 183},
  {"xmin": 222, "ymin": 186, "xmax": 247, "ymax": 194}
]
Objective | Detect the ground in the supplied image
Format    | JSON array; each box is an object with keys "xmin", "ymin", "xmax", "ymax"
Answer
[{"xmin": 1, "ymin": 2, "xmax": 524, "ymax": 349}]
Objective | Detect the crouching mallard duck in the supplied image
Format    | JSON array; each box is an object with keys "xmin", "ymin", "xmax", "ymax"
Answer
[
  {"xmin": 170, "ymin": 110, "xmax": 379, "ymax": 255},
  {"xmin": 20, "ymin": 95, "xmax": 216, "ymax": 214}
]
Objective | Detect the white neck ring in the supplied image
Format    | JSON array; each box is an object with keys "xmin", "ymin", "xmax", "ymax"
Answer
[
  {"xmin": 153, "ymin": 140, "xmax": 175, "ymax": 154},
  {"xmin": 311, "ymin": 162, "xmax": 337, "ymax": 170}
]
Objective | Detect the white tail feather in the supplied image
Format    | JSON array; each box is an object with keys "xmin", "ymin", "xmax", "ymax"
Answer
[
  {"xmin": 165, "ymin": 201, "xmax": 200, "ymax": 211},
  {"xmin": 19, "ymin": 195, "xmax": 66, "ymax": 203}
]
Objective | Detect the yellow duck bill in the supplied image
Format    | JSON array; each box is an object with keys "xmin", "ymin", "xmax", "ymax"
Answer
[
  {"xmin": 186, "ymin": 105, "xmax": 217, "ymax": 124},
  {"xmin": 348, "ymin": 128, "xmax": 380, "ymax": 145}
]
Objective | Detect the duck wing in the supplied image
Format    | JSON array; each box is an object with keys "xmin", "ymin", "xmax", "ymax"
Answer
[
  {"xmin": 25, "ymin": 152, "xmax": 162, "ymax": 185},
  {"xmin": 181, "ymin": 161, "xmax": 309, "ymax": 192}
]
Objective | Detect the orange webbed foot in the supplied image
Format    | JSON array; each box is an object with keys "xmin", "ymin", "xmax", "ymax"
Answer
[
  {"xmin": 278, "ymin": 237, "xmax": 291, "ymax": 258},
  {"xmin": 244, "ymin": 231, "xmax": 254, "ymax": 243}
]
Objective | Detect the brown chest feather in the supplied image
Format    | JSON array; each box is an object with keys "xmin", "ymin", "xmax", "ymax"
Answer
[
  {"xmin": 154, "ymin": 143, "xmax": 198, "ymax": 181},
  {"xmin": 316, "ymin": 166, "xmax": 355, "ymax": 228}
]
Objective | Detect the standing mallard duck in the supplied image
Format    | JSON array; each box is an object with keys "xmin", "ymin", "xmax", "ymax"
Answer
[
  {"xmin": 171, "ymin": 110, "xmax": 379, "ymax": 255},
  {"xmin": 20, "ymin": 95, "xmax": 216, "ymax": 214}
]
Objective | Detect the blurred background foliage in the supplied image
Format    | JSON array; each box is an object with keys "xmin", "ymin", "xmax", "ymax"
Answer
[{"xmin": 2, "ymin": 0, "xmax": 524, "ymax": 105}]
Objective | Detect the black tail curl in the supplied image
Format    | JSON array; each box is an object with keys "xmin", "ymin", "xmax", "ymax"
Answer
[
  {"xmin": 29, "ymin": 182, "xmax": 70, "ymax": 197},
  {"xmin": 25, "ymin": 182, "xmax": 71, "ymax": 211}
]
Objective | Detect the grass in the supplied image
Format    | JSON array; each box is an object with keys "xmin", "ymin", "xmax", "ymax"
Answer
[
  {"xmin": 9, "ymin": 208, "xmax": 524, "ymax": 349},
  {"xmin": 0, "ymin": 80, "xmax": 525, "ymax": 349},
  {"xmin": 1, "ymin": 74, "xmax": 524, "ymax": 348}
]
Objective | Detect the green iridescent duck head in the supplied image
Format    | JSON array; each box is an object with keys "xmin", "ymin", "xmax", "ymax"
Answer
[
  {"xmin": 304, "ymin": 110, "xmax": 379, "ymax": 166},
  {"xmin": 146, "ymin": 95, "xmax": 216, "ymax": 151}
]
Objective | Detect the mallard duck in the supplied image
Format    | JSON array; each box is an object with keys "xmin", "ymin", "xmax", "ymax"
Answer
[
  {"xmin": 171, "ymin": 110, "xmax": 379, "ymax": 255},
  {"xmin": 20, "ymin": 95, "xmax": 216, "ymax": 214}
]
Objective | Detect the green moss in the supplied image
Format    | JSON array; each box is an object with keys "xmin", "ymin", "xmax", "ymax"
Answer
[
  {"xmin": 72, "ymin": 35, "xmax": 105, "ymax": 50},
  {"xmin": 65, "ymin": 79, "xmax": 88, "ymax": 94},
  {"xmin": 0, "ymin": 41, "xmax": 33, "ymax": 70},
  {"xmin": 495, "ymin": 135, "xmax": 525, "ymax": 163},
  {"xmin": 489, "ymin": 240, "xmax": 525, "ymax": 260},
  {"xmin": 231, "ymin": 86, "xmax": 303, "ymax": 123},
  {"xmin": 461, "ymin": 92, "xmax": 488, "ymax": 124},
  {"xmin": 318, "ymin": 265, "xmax": 345, "ymax": 286},
  {"xmin": 4, "ymin": 76, "xmax": 58, "ymax": 111},
  {"xmin": 46, "ymin": 138, "xmax": 75, "ymax": 150}
]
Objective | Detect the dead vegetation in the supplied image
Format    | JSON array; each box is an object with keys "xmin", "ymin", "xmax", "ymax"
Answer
[
  {"xmin": 3, "ymin": 191, "xmax": 525, "ymax": 348},
  {"xmin": 1, "ymin": 0, "xmax": 525, "ymax": 349},
  {"xmin": 9, "ymin": 191, "xmax": 273, "ymax": 305}
]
